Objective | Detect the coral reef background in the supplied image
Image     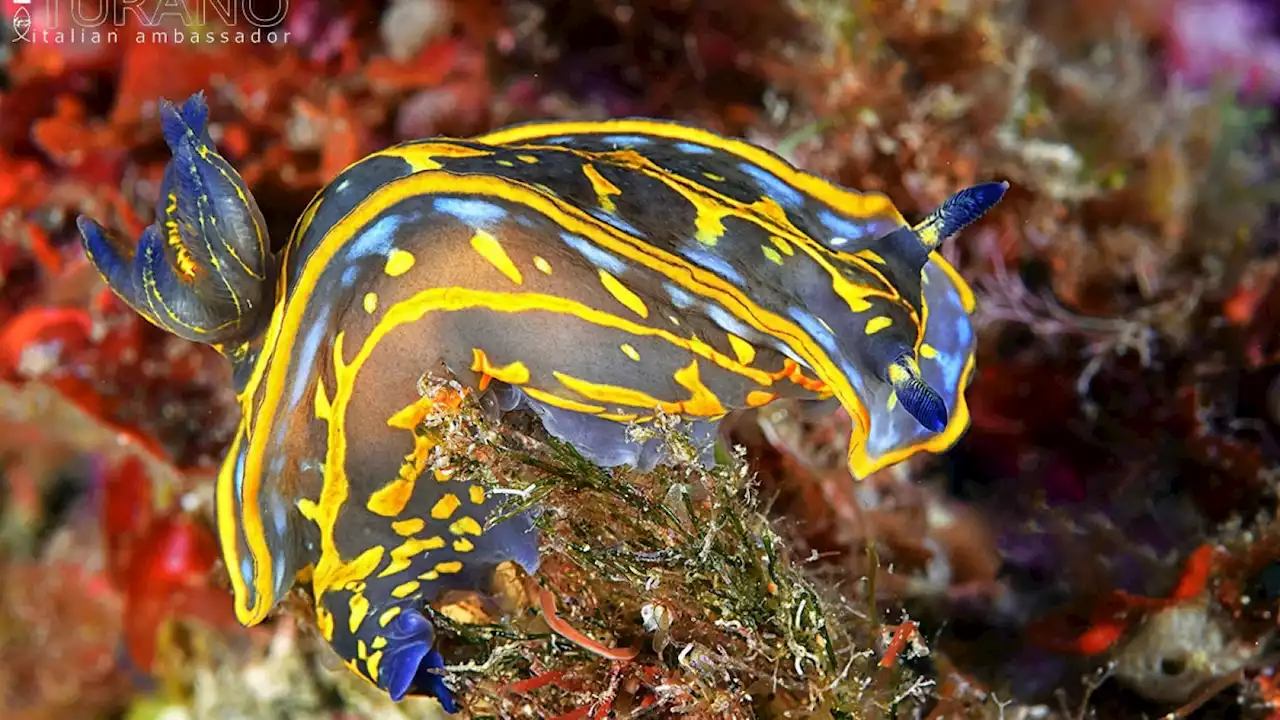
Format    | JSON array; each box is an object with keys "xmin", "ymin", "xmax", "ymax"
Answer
[{"xmin": 1, "ymin": 0, "xmax": 1280, "ymax": 718}]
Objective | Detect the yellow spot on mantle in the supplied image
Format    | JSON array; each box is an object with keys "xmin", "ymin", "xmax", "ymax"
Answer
[
  {"xmin": 533, "ymin": 256, "xmax": 553, "ymax": 274},
  {"xmin": 377, "ymin": 536, "xmax": 445, "ymax": 578},
  {"xmin": 554, "ymin": 372, "xmax": 674, "ymax": 414},
  {"xmin": 864, "ymin": 316, "xmax": 893, "ymax": 335},
  {"xmin": 746, "ymin": 390, "xmax": 776, "ymax": 407},
  {"xmin": 391, "ymin": 580, "xmax": 420, "ymax": 599},
  {"xmin": 387, "ymin": 392, "xmax": 441, "ymax": 441},
  {"xmin": 314, "ymin": 378, "xmax": 332, "ymax": 421},
  {"xmin": 391, "ymin": 518, "xmax": 425, "ymax": 536},
  {"xmin": 384, "ymin": 249, "xmax": 415, "ymax": 277},
  {"xmin": 470, "ymin": 230, "xmax": 523, "ymax": 285},
  {"xmin": 379, "ymin": 607, "xmax": 401, "ymax": 626},
  {"xmin": 620, "ymin": 343, "xmax": 641, "ymax": 361},
  {"xmin": 769, "ymin": 235, "xmax": 794, "ymax": 256},
  {"xmin": 919, "ymin": 343, "xmax": 938, "ymax": 359},
  {"xmin": 599, "ymin": 270, "xmax": 649, "ymax": 318},
  {"xmin": 367, "ymin": 477, "xmax": 415, "ymax": 517},
  {"xmin": 694, "ymin": 210, "xmax": 726, "ymax": 246},
  {"xmin": 468, "ymin": 485, "xmax": 485, "ymax": 505},
  {"xmin": 449, "ymin": 516, "xmax": 482, "ymax": 536},
  {"xmin": 453, "ymin": 538, "xmax": 475, "ymax": 552},
  {"xmin": 363, "ymin": 292, "xmax": 378, "ymax": 314},
  {"xmin": 348, "ymin": 593, "xmax": 370, "ymax": 634},
  {"xmin": 726, "ymin": 334, "xmax": 756, "ymax": 365},
  {"xmin": 762, "ymin": 246, "xmax": 783, "ymax": 265},
  {"xmin": 317, "ymin": 606, "xmax": 335, "ymax": 640},
  {"xmin": 431, "ymin": 493, "xmax": 461, "ymax": 520},
  {"xmin": 673, "ymin": 360, "xmax": 727, "ymax": 416},
  {"xmin": 471, "ymin": 348, "xmax": 531, "ymax": 391},
  {"xmin": 582, "ymin": 163, "xmax": 622, "ymax": 213},
  {"xmin": 297, "ymin": 498, "xmax": 320, "ymax": 521},
  {"xmin": 434, "ymin": 561, "xmax": 463, "ymax": 574}
]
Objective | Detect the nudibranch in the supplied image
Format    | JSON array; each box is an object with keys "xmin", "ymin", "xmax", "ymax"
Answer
[{"xmin": 77, "ymin": 92, "xmax": 1006, "ymax": 710}]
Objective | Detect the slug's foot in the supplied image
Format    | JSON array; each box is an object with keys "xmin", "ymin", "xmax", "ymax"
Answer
[{"xmin": 380, "ymin": 607, "xmax": 458, "ymax": 712}]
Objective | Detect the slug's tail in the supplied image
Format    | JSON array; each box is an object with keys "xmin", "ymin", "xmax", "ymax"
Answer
[{"xmin": 77, "ymin": 92, "xmax": 274, "ymax": 345}]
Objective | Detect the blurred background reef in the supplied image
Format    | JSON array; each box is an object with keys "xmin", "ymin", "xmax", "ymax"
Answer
[{"xmin": 2, "ymin": 0, "xmax": 1280, "ymax": 718}]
